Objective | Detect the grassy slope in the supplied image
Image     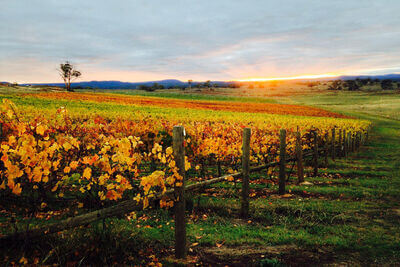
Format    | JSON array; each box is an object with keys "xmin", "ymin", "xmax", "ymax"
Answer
[
  {"xmin": 173, "ymin": 91, "xmax": 400, "ymax": 265},
  {"xmin": 282, "ymin": 91, "xmax": 400, "ymax": 121},
  {"xmin": 1, "ymin": 90, "xmax": 400, "ymax": 265},
  {"xmin": 275, "ymin": 91, "xmax": 400, "ymax": 263},
  {"xmin": 185, "ymin": 91, "xmax": 400, "ymax": 265}
]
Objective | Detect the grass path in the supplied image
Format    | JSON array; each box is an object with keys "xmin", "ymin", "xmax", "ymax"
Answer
[{"xmin": 285, "ymin": 92, "xmax": 400, "ymax": 264}]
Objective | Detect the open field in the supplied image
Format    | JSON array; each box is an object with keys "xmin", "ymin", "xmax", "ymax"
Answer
[
  {"xmin": 0, "ymin": 87, "xmax": 399, "ymax": 266},
  {"xmin": 23, "ymin": 91, "xmax": 348, "ymax": 118},
  {"xmin": 280, "ymin": 91, "xmax": 400, "ymax": 121},
  {"xmin": 170, "ymin": 81, "xmax": 328, "ymax": 98}
]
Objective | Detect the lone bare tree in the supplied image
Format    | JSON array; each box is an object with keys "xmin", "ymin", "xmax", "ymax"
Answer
[{"xmin": 58, "ymin": 61, "xmax": 81, "ymax": 92}]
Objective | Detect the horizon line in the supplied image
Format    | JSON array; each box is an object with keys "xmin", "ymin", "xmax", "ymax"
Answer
[{"xmin": 4, "ymin": 71, "xmax": 400, "ymax": 84}]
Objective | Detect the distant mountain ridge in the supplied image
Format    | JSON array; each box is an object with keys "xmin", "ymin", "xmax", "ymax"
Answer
[
  {"xmin": 15, "ymin": 74, "xmax": 400, "ymax": 89},
  {"xmin": 336, "ymin": 74, "xmax": 400, "ymax": 81},
  {"xmin": 20, "ymin": 79, "xmax": 237, "ymax": 89}
]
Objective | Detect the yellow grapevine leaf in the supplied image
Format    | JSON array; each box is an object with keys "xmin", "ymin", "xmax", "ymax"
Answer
[{"xmin": 82, "ymin": 167, "xmax": 92, "ymax": 179}]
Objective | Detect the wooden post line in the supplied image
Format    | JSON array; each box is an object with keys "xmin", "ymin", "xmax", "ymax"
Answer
[
  {"xmin": 279, "ymin": 129, "xmax": 287, "ymax": 194},
  {"xmin": 240, "ymin": 128, "xmax": 251, "ymax": 218},
  {"xmin": 173, "ymin": 126, "xmax": 187, "ymax": 259}
]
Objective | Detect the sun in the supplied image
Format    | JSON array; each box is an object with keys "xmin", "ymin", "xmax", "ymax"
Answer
[{"xmin": 236, "ymin": 73, "xmax": 339, "ymax": 82}]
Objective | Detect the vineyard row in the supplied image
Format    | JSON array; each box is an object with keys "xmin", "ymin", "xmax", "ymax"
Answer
[{"xmin": 0, "ymin": 125, "xmax": 369, "ymax": 260}]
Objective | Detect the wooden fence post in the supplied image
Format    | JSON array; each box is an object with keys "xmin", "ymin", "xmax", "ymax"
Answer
[
  {"xmin": 324, "ymin": 132, "xmax": 329, "ymax": 167},
  {"xmin": 348, "ymin": 132, "xmax": 351, "ymax": 153},
  {"xmin": 338, "ymin": 129, "xmax": 343, "ymax": 158},
  {"xmin": 364, "ymin": 132, "xmax": 366, "ymax": 145},
  {"xmin": 240, "ymin": 128, "xmax": 251, "ymax": 218},
  {"xmin": 343, "ymin": 129, "xmax": 347, "ymax": 158},
  {"xmin": 313, "ymin": 131, "xmax": 318, "ymax": 177},
  {"xmin": 278, "ymin": 129, "xmax": 286, "ymax": 194},
  {"xmin": 217, "ymin": 161, "xmax": 222, "ymax": 177},
  {"xmin": 0, "ymin": 123, "xmax": 3, "ymax": 173},
  {"xmin": 347, "ymin": 132, "xmax": 351, "ymax": 154},
  {"xmin": 295, "ymin": 131, "xmax": 304, "ymax": 184},
  {"xmin": 349, "ymin": 132, "xmax": 353, "ymax": 152},
  {"xmin": 331, "ymin": 128, "xmax": 336, "ymax": 160},
  {"xmin": 354, "ymin": 132, "xmax": 358, "ymax": 150},
  {"xmin": 355, "ymin": 132, "xmax": 359, "ymax": 150},
  {"xmin": 360, "ymin": 131, "xmax": 364, "ymax": 146},
  {"xmin": 173, "ymin": 126, "xmax": 186, "ymax": 259}
]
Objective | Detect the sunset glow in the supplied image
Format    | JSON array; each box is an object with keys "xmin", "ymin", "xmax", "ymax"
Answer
[{"xmin": 236, "ymin": 73, "xmax": 340, "ymax": 82}]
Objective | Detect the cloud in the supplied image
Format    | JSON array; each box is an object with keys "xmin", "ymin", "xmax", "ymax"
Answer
[{"xmin": 1, "ymin": 0, "xmax": 400, "ymax": 82}]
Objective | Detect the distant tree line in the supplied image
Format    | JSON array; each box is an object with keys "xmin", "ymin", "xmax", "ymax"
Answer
[
  {"xmin": 137, "ymin": 80, "xmax": 240, "ymax": 91},
  {"xmin": 327, "ymin": 78, "xmax": 400, "ymax": 91}
]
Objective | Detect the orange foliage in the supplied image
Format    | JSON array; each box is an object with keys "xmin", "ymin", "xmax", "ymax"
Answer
[
  {"xmin": 0, "ymin": 98, "xmax": 369, "ymax": 210},
  {"xmin": 25, "ymin": 92, "xmax": 349, "ymax": 118}
]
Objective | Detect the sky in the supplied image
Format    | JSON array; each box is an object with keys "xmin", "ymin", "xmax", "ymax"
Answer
[{"xmin": 1, "ymin": 0, "xmax": 400, "ymax": 83}]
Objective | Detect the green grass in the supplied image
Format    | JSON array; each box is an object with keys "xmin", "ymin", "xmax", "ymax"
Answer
[{"xmin": 279, "ymin": 90, "xmax": 400, "ymax": 121}]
